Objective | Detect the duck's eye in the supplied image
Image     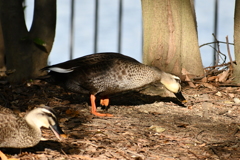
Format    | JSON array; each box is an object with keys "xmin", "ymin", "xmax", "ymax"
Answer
[
  {"xmin": 37, "ymin": 113, "xmax": 45, "ymax": 117},
  {"xmin": 175, "ymin": 78, "xmax": 181, "ymax": 83}
]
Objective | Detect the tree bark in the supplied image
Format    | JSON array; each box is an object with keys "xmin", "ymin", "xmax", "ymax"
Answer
[
  {"xmin": 0, "ymin": 0, "xmax": 56, "ymax": 83},
  {"xmin": 0, "ymin": 18, "xmax": 6, "ymax": 77},
  {"xmin": 141, "ymin": 0, "xmax": 204, "ymax": 80},
  {"xmin": 233, "ymin": 0, "xmax": 240, "ymax": 84}
]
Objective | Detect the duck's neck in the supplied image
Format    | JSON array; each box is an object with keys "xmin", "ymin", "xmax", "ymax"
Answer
[
  {"xmin": 24, "ymin": 115, "xmax": 42, "ymax": 133},
  {"xmin": 7, "ymin": 118, "xmax": 42, "ymax": 148},
  {"xmin": 149, "ymin": 66, "xmax": 165, "ymax": 82},
  {"xmin": 23, "ymin": 116, "xmax": 42, "ymax": 144}
]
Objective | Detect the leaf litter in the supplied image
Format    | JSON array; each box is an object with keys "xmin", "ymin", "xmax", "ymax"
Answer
[{"xmin": 0, "ymin": 71, "xmax": 240, "ymax": 160}]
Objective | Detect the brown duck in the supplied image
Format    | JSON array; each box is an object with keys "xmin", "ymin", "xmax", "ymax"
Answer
[
  {"xmin": 0, "ymin": 106, "xmax": 66, "ymax": 148},
  {"xmin": 40, "ymin": 52, "xmax": 186, "ymax": 117}
]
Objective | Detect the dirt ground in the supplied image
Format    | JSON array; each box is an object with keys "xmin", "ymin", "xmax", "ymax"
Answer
[{"xmin": 0, "ymin": 81, "xmax": 240, "ymax": 160}]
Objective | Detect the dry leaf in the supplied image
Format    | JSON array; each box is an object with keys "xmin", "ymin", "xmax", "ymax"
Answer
[
  {"xmin": 72, "ymin": 155, "xmax": 94, "ymax": 160},
  {"xmin": 225, "ymin": 76, "xmax": 234, "ymax": 83},
  {"xmin": 185, "ymin": 74, "xmax": 196, "ymax": 88},
  {"xmin": 201, "ymin": 77, "xmax": 207, "ymax": 83},
  {"xmin": 228, "ymin": 93, "xmax": 235, "ymax": 98},
  {"xmin": 149, "ymin": 125, "xmax": 165, "ymax": 133},
  {"xmin": 181, "ymin": 68, "xmax": 196, "ymax": 88},
  {"xmin": 217, "ymin": 69, "xmax": 230, "ymax": 82},
  {"xmin": 202, "ymin": 83, "xmax": 217, "ymax": 90},
  {"xmin": 226, "ymin": 87, "xmax": 234, "ymax": 91},
  {"xmin": 233, "ymin": 98, "xmax": 240, "ymax": 104},
  {"xmin": 65, "ymin": 109, "xmax": 80, "ymax": 117},
  {"xmin": 207, "ymin": 76, "xmax": 218, "ymax": 82},
  {"xmin": 182, "ymin": 68, "xmax": 191, "ymax": 75},
  {"xmin": 215, "ymin": 91, "xmax": 222, "ymax": 97}
]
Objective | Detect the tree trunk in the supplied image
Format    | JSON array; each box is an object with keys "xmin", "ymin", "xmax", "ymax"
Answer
[
  {"xmin": 0, "ymin": 0, "xmax": 56, "ymax": 83},
  {"xmin": 233, "ymin": 0, "xmax": 240, "ymax": 84},
  {"xmin": 0, "ymin": 18, "xmax": 6, "ymax": 77},
  {"xmin": 141, "ymin": 0, "xmax": 204, "ymax": 80}
]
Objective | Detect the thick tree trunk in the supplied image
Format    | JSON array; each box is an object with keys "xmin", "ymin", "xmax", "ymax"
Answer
[
  {"xmin": 0, "ymin": 18, "xmax": 6, "ymax": 77},
  {"xmin": 233, "ymin": 0, "xmax": 240, "ymax": 84},
  {"xmin": 0, "ymin": 0, "xmax": 56, "ymax": 83},
  {"xmin": 141, "ymin": 0, "xmax": 204, "ymax": 80}
]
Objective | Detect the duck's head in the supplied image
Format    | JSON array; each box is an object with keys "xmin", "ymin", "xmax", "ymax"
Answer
[
  {"xmin": 160, "ymin": 72, "xmax": 181, "ymax": 93},
  {"xmin": 160, "ymin": 72, "xmax": 186, "ymax": 102},
  {"xmin": 25, "ymin": 106, "xmax": 67, "ymax": 140}
]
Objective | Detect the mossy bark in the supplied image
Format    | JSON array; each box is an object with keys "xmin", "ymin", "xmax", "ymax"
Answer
[{"xmin": 0, "ymin": 0, "xmax": 56, "ymax": 83}]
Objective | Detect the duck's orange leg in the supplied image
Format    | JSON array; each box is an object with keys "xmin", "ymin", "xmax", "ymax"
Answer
[{"xmin": 90, "ymin": 95, "xmax": 113, "ymax": 117}]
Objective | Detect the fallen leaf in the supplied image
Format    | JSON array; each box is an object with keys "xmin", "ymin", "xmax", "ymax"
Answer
[
  {"xmin": 207, "ymin": 76, "xmax": 218, "ymax": 82},
  {"xmin": 185, "ymin": 74, "xmax": 196, "ymax": 88},
  {"xmin": 201, "ymin": 77, "xmax": 207, "ymax": 83},
  {"xmin": 182, "ymin": 68, "xmax": 191, "ymax": 75},
  {"xmin": 149, "ymin": 125, "xmax": 165, "ymax": 133},
  {"xmin": 223, "ymin": 100, "xmax": 234, "ymax": 104},
  {"xmin": 188, "ymin": 106, "xmax": 193, "ymax": 109},
  {"xmin": 198, "ymin": 143, "xmax": 206, "ymax": 147},
  {"xmin": 181, "ymin": 68, "xmax": 196, "ymax": 88},
  {"xmin": 228, "ymin": 93, "xmax": 235, "ymax": 98},
  {"xmin": 215, "ymin": 91, "xmax": 222, "ymax": 97},
  {"xmin": 72, "ymin": 154, "xmax": 95, "ymax": 160},
  {"xmin": 65, "ymin": 109, "xmax": 80, "ymax": 117},
  {"xmin": 233, "ymin": 98, "xmax": 240, "ymax": 104},
  {"xmin": 217, "ymin": 69, "xmax": 230, "ymax": 82},
  {"xmin": 202, "ymin": 83, "xmax": 217, "ymax": 90}
]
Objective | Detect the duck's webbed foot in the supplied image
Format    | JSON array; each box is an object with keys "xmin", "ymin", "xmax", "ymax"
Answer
[
  {"xmin": 90, "ymin": 95, "xmax": 113, "ymax": 117},
  {"xmin": 100, "ymin": 98, "xmax": 110, "ymax": 111}
]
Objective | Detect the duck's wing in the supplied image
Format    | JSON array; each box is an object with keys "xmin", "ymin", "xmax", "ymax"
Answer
[
  {"xmin": 0, "ymin": 106, "xmax": 21, "ymax": 131},
  {"xmin": 39, "ymin": 52, "xmax": 142, "ymax": 93},
  {"xmin": 0, "ymin": 106, "xmax": 14, "ymax": 114},
  {"xmin": 41, "ymin": 52, "xmax": 140, "ymax": 72},
  {"xmin": 0, "ymin": 112, "xmax": 19, "ymax": 146}
]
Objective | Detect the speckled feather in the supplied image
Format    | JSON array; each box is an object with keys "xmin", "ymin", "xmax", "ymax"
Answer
[
  {"xmin": 0, "ymin": 106, "xmax": 64, "ymax": 148},
  {"xmin": 41, "ymin": 52, "xmax": 170, "ymax": 97},
  {"xmin": 0, "ymin": 107, "xmax": 41, "ymax": 148}
]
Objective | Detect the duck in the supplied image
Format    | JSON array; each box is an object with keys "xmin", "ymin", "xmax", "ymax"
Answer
[
  {"xmin": 0, "ymin": 106, "xmax": 66, "ymax": 148},
  {"xmin": 39, "ymin": 52, "xmax": 186, "ymax": 117}
]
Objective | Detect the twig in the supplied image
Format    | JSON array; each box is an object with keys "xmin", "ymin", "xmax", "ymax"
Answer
[
  {"xmin": 61, "ymin": 148, "xmax": 68, "ymax": 156},
  {"xmin": 204, "ymin": 61, "xmax": 236, "ymax": 69},
  {"xmin": 207, "ymin": 45, "xmax": 227, "ymax": 64},
  {"xmin": 199, "ymin": 41, "xmax": 234, "ymax": 48},
  {"xmin": 218, "ymin": 83, "xmax": 240, "ymax": 87},
  {"xmin": 226, "ymin": 36, "xmax": 234, "ymax": 69},
  {"xmin": 118, "ymin": 148, "xmax": 145, "ymax": 159},
  {"xmin": 75, "ymin": 140, "xmax": 99, "ymax": 147},
  {"xmin": 209, "ymin": 147, "xmax": 221, "ymax": 159},
  {"xmin": 188, "ymin": 150, "xmax": 201, "ymax": 159}
]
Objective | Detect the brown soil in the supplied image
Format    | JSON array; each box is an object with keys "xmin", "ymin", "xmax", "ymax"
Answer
[{"xmin": 0, "ymin": 81, "xmax": 240, "ymax": 160}]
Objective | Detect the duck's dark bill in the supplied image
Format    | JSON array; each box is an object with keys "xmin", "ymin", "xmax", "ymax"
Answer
[
  {"xmin": 174, "ymin": 92, "xmax": 187, "ymax": 103},
  {"xmin": 50, "ymin": 124, "xmax": 66, "ymax": 140}
]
